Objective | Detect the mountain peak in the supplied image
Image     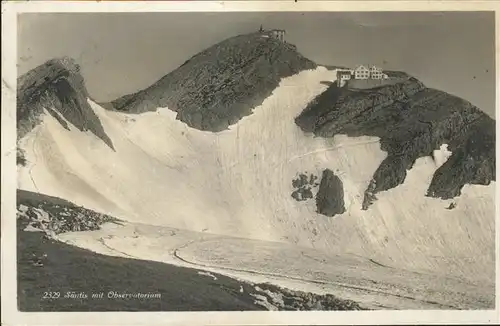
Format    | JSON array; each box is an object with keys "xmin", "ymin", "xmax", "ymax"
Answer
[
  {"xmin": 18, "ymin": 57, "xmax": 82, "ymax": 93},
  {"xmin": 111, "ymin": 31, "xmax": 316, "ymax": 131},
  {"xmin": 47, "ymin": 56, "xmax": 81, "ymax": 72},
  {"xmin": 17, "ymin": 57, "xmax": 114, "ymax": 149}
]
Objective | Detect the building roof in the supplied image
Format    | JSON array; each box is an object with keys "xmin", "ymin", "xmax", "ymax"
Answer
[{"xmin": 354, "ymin": 65, "xmax": 369, "ymax": 71}]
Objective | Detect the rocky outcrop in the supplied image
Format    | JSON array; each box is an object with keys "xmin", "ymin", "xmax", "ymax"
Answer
[
  {"xmin": 291, "ymin": 187, "xmax": 314, "ymax": 202},
  {"xmin": 427, "ymin": 115, "xmax": 495, "ymax": 198},
  {"xmin": 296, "ymin": 77, "xmax": 425, "ymax": 134},
  {"xmin": 251, "ymin": 283, "xmax": 365, "ymax": 311},
  {"xmin": 111, "ymin": 32, "xmax": 316, "ymax": 132},
  {"xmin": 296, "ymin": 77, "xmax": 495, "ymax": 208},
  {"xmin": 315, "ymin": 169, "xmax": 345, "ymax": 217},
  {"xmin": 291, "ymin": 173, "xmax": 319, "ymax": 202},
  {"xmin": 17, "ymin": 57, "xmax": 114, "ymax": 149},
  {"xmin": 17, "ymin": 189, "xmax": 119, "ymax": 235}
]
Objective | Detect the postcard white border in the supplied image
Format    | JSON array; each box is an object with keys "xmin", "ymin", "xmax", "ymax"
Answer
[{"xmin": 2, "ymin": 1, "xmax": 499, "ymax": 325}]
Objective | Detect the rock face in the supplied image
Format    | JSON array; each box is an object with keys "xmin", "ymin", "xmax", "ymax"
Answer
[
  {"xmin": 111, "ymin": 32, "xmax": 316, "ymax": 131},
  {"xmin": 296, "ymin": 77, "xmax": 495, "ymax": 208},
  {"xmin": 291, "ymin": 173, "xmax": 318, "ymax": 202},
  {"xmin": 291, "ymin": 187, "xmax": 314, "ymax": 202},
  {"xmin": 17, "ymin": 57, "xmax": 114, "ymax": 149},
  {"xmin": 315, "ymin": 169, "xmax": 346, "ymax": 217}
]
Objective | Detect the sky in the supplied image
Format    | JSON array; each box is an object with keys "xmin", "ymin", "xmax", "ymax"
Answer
[{"xmin": 17, "ymin": 12, "xmax": 495, "ymax": 117}]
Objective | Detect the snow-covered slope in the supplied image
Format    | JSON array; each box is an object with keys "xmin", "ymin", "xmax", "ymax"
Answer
[{"xmin": 17, "ymin": 66, "xmax": 495, "ymax": 291}]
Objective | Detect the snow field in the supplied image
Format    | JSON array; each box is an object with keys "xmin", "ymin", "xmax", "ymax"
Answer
[{"xmin": 18, "ymin": 66, "xmax": 495, "ymax": 308}]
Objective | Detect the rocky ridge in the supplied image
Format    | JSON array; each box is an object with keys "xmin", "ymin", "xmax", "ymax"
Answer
[
  {"xmin": 17, "ymin": 190, "xmax": 119, "ymax": 235},
  {"xmin": 295, "ymin": 77, "xmax": 495, "ymax": 207},
  {"xmin": 17, "ymin": 57, "xmax": 114, "ymax": 149},
  {"xmin": 111, "ymin": 31, "xmax": 316, "ymax": 131}
]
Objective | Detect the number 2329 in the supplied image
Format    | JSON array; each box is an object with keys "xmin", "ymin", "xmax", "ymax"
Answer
[{"xmin": 42, "ymin": 292, "xmax": 60, "ymax": 299}]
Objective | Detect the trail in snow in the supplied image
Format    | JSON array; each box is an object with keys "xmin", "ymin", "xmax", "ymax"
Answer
[
  {"xmin": 169, "ymin": 240, "xmax": 457, "ymax": 309},
  {"xmin": 96, "ymin": 237, "xmax": 138, "ymax": 260},
  {"xmin": 285, "ymin": 138, "xmax": 380, "ymax": 164},
  {"xmin": 55, "ymin": 222, "xmax": 489, "ymax": 310}
]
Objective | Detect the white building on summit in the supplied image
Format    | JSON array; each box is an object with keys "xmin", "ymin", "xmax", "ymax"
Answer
[
  {"xmin": 369, "ymin": 65, "xmax": 383, "ymax": 79},
  {"xmin": 336, "ymin": 65, "xmax": 389, "ymax": 87},
  {"xmin": 354, "ymin": 65, "xmax": 370, "ymax": 80}
]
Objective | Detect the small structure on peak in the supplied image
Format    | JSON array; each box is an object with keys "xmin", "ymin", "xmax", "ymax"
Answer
[{"xmin": 258, "ymin": 26, "xmax": 286, "ymax": 42}]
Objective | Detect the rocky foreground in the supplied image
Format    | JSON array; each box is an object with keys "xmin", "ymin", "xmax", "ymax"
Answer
[{"xmin": 17, "ymin": 190, "xmax": 365, "ymax": 311}]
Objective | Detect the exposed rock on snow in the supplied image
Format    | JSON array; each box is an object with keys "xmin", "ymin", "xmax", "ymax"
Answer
[
  {"xmin": 291, "ymin": 173, "xmax": 318, "ymax": 202},
  {"xmin": 291, "ymin": 187, "xmax": 313, "ymax": 202},
  {"xmin": 292, "ymin": 173, "xmax": 310, "ymax": 188},
  {"xmin": 446, "ymin": 202, "xmax": 457, "ymax": 210},
  {"xmin": 315, "ymin": 169, "xmax": 346, "ymax": 217}
]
